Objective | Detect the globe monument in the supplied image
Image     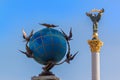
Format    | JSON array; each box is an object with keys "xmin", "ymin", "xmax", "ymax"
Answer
[{"xmin": 20, "ymin": 23, "xmax": 78, "ymax": 80}]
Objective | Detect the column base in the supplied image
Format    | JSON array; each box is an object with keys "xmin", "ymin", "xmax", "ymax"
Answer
[{"xmin": 31, "ymin": 75, "xmax": 60, "ymax": 80}]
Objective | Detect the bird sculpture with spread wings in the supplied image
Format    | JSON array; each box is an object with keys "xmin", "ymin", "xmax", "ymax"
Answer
[{"xmin": 40, "ymin": 23, "xmax": 58, "ymax": 28}]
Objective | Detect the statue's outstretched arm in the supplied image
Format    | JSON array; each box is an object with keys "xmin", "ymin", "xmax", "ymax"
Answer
[
  {"xmin": 96, "ymin": 8, "xmax": 104, "ymax": 22},
  {"xmin": 96, "ymin": 13, "xmax": 101, "ymax": 22}
]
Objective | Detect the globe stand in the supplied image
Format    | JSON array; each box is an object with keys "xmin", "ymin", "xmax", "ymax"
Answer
[
  {"xmin": 31, "ymin": 63, "xmax": 59, "ymax": 80},
  {"xmin": 31, "ymin": 76, "xmax": 59, "ymax": 80},
  {"xmin": 39, "ymin": 71, "xmax": 55, "ymax": 76}
]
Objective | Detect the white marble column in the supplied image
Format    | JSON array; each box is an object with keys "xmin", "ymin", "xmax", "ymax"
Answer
[
  {"xmin": 92, "ymin": 52, "xmax": 100, "ymax": 80},
  {"xmin": 88, "ymin": 37, "xmax": 103, "ymax": 80}
]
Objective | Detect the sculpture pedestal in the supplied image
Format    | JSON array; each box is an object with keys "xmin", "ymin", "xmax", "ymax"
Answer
[{"xmin": 31, "ymin": 75, "xmax": 60, "ymax": 80}]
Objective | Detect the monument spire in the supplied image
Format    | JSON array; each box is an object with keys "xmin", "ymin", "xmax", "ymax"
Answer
[{"xmin": 86, "ymin": 8, "xmax": 104, "ymax": 80}]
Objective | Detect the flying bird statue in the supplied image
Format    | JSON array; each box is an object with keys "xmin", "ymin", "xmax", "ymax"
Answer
[
  {"xmin": 40, "ymin": 23, "xmax": 58, "ymax": 28},
  {"xmin": 19, "ymin": 29, "xmax": 34, "ymax": 58},
  {"xmin": 22, "ymin": 29, "xmax": 34, "ymax": 42},
  {"xmin": 61, "ymin": 28, "xmax": 72, "ymax": 41},
  {"xmin": 19, "ymin": 42, "xmax": 33, "ymax": 58},
  {"xmin": 65, "ymin": 51, "xmax": 79, "ymax": 64}
]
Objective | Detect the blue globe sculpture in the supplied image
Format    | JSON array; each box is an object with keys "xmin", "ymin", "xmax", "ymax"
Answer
[{"xmin": 29, "ymin": 28, "xmax": 67, "ymax": 65}]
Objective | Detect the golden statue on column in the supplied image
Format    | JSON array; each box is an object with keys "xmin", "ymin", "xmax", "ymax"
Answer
[{"xmin": 86, "ymin": 8, "xmax": 104, "ymax": 53}]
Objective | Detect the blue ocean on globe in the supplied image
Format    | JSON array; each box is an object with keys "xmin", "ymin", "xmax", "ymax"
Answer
[{"xmin": 29, "ymin": 28, "xmax": 67, "ymax": 65}]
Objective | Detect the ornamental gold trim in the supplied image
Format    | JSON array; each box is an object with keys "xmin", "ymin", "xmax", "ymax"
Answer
[{"xmin": 88, "ymin": 39, "xmax": 103, "ymax": 53}]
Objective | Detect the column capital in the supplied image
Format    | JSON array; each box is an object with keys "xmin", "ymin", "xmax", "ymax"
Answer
[{"xmin": 88, "ymin": 39, "xmax": 103, "ymax": 53}]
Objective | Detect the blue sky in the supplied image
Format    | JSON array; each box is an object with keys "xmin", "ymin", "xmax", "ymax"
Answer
[{"xmin": 0, "ymin": 0, "xmax": 120, "ymax": 80}]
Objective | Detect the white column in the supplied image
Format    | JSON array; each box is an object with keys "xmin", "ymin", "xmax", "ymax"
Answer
[
  {"xmin": 92, "ymin": 52, "xmax": 100, "ymax": 80},
  {"xmin": 88, "ymin": 38, "xmax": 103, "ymax": 80}
]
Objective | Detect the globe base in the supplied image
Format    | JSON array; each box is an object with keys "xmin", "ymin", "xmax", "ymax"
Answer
[
  {"xmin": 31, "ymin": 75, "xmax": 60, "ymax": 80},
  {"xmin": 39, "ymin": 71, "xmax": 55, "ymax": 76}
]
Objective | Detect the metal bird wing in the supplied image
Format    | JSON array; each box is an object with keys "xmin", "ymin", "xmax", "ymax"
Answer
[
  {"xmin": 61, "ymin": 29, "xmax": 66, "ymax": 36},
  {"xmin": 22, "ymin": 29, "xmax": 27, "ymax": 39},
  {"xmin": 40, "ymin": 23, "xmax": 51, "ymax": 28},
  {"xmin": 41, "ymin": 23, "xmax": 49, "ymax": 26},
  {"xmin": 28, "ymin": 30, "xmax": 34, "ymax": 38},
  {"xmin": 51, "ymin": 24, "xmax": 58, "ymax": 27},
  {"xmin": 68, "ymin": 28, "xmax": 72, "ymax": 40},
  {"xmin": 70, "ymin": 51, "xmax": 79, "ymax": 60},
  {"xmin": 19, "ymin": 50, "xmax": 27, "ymax": 55},
  {"xmin": 40, "ymin": 23, "xmax": 58, "ymax": 28},
  {"xmin": 60, "ymin": 29, "xmax": 68, "ymax": 39}
]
